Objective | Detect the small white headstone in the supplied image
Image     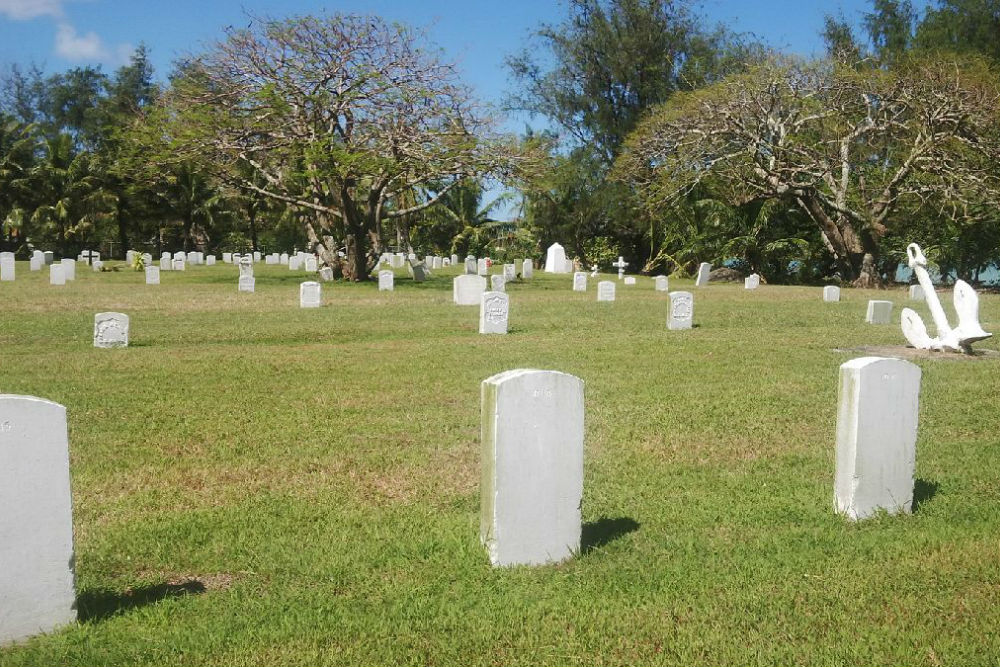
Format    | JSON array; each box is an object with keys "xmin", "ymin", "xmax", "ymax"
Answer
[
  {"xmin": 503, "ymin": 264, "xmax": 516, "ymax": 281},
  {"xmin": 318, "ymin": 266, "xmax": 334, "ymax": 282},
  {"xmin": 480, "ymin": 369, "xmax": 584, "ymax": 567},
  {"xmin": 0, "ymin": 256, "xmax": 14, "ymax": 281},
  {"xmin": 0, "ymin": 395, "xmax": 76, "ymax": 644},
  {"xmin": 465, "ymin": 257, "xmax": 477, "ymax": 274},
  {"xmin": 477, "ymin": 258, "xmax": 488, "ymax": 276},
  {"xmin": 623, "ymin": 276, "xmax": 636, "ymax": 286},
  {"xmin": 280, "ymin": 253, "xmax": 289, "ymax": 265},
  {"xmin": 173, "ymin": 251, "xmax": 184, "ymax": 261},
  {"xmin": 744, "ymin": 274, "xmax": 760, "ymax": 289},
  {"xmin": 160, "ymin": 257, "xmax": 170, "ymax": 270},
  {"xmin": 573, "ymin": 272, "xmax": 587, "ymax": 292},
  {"xmin": 141, "ymin": 253, "xmax": 152, "ymax": 265},
  {"xmin": 206, "ymin": 255, "xmax": 216, "ymax": 266},
  {"xmin": 93, "ymin": 312, "xmax": 129, "ymax": 348},
  {"xmin": 378, "ymin": 270, "xmax": 394, "ymax": 291},
  {"xmin": 654, "ymin": 275, "xmax": 668, "ymax": 291},
  {"xmin": 60, "ymin": 258, "xmax": 75, "ymax": 281},
  {"xmin": 835, "ymin": 357, "xmax": 920, "ymax": 520},
  {"xmin": 223, "ymin": 252, "xmax": 233, "ymax": 264},
  {"xmin": 866, "ymin": 300, "xmax": 893, "ymax": 324},
  {"xmin": 289, "ymin": 256, "xmax": 302, "ymax": 271},
  {"xmin": 694, "ymin": 262, "xmax": 711, "ymax": 287},
  {"xmin": 491, "ymin": 274, "xmax": 506, "ymax": 292},
  {"xmin": 908, "ymin": 284, "xmax": 924, "ymax": 301},
  {"xmin": 668, "ymin": 291, "xmax": 694, "ymax": 330},
  {"xmin": 172, "ymin": 258, "xmax": 186, "ymax": 271},
  {"xmin": 49, "ymin": 265, "xmax": 65, "ymax": 285},
  {"xmin": 300, "ymin": 281, "xmax": 321, "ymax": 308},
  {"xmin": 522, "ymin": 259, "xmax": 533, "ymax": 279},
  {"xmin": 392, "ymin": 253, "xmax": 406, "ymax": 269},
  {"xmin": 597, "ymin": 280, "xmax": 615, "ymax": 301},
  {"xmin": 253, "ymin": 251, "xmax": 262, "ymax": 262},
  {"xmin": 433, "ymin": 256, "xmax": 444, "ymax": 270},
  {"xmin": 145, "ymin": 266, "xmax": 160, "ymax": 285},
  {"xmin": 823, "ymin": 286, "xmax": 840, "ymax": 302},
  {"xmin": 187, "ymin": 251, "xmax": 198, "ymax": 265},
  {"xmin": 479, "ymin": 291, "xmax": 509, "ymax": 335},
  {"xmin": 454, "ymin": 274, "xmax": 487, "ymax": 305},
  {"xmin": 29, "ymin": 256, "xmax": 41, "ymax": 272},
  {"xmin": 238, "ymin": 276, "xmax": 255, "ymax": 292},
  {"xmin": 91, "ymin": 260, "xmax": 103, "ymax": 272},
  {"xmin": 305, "ymin": 257, "xmax": 318, "ymax": 273}
]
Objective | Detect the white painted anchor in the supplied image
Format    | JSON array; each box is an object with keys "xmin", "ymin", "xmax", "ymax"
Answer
[{"xmin": 900, "ymin": 243, "xmax": 991, "ymax": 353}]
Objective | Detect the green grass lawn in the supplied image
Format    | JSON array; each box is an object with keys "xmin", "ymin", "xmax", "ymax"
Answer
[{"xmin": 1, "ymin": 261, "xmax": 999, "ymax": 666}]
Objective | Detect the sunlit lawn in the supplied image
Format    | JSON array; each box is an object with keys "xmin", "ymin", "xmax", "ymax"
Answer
[{"xmin": 1, "ymin": 260, "xmax": 998, "ymax": 666}]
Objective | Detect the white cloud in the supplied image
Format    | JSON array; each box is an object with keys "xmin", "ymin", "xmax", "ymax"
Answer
[
  {"xmin": 54, "ymin": 21, "xmax": 107, "ymax": 61},
  {"xmin": 0, "ymin": 0, "xmax": 64, "ymax": 20}
]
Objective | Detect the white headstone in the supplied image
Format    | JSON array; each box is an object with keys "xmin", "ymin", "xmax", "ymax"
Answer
[
  {"xmin": 141, "ymin": 253, "xmax": 152, "ymax": 266},
  {"xmin": 835, "ymin": 357, "xmax": 920, "ymax": 520},
  {"xmin": 503, "ymin": 264, "xmax": 516, "ymax": 281},
  {"xmin": 238, "ymin": 276, "xmax": 255, "ymax": 292},
  {"xmin": 31, "ymin": 250, "xmax": 43, "ymax": 265},
  {"xmin": 623, "ymin": 276, "xmax": 636, "ymax": 286},
  {"xmin": 433, "ymin": 256, "xmax": 443, "ymax": 270},
  {"xmin": 378, "ymin": 270, "xmax": 394, "ymax": 291},
  {"xmin": 172, "ymin": 258, "xmax": 186, "ymax": 271},
  {"xmin": 280, "ymin": 253, "xmax": 289, "ymax": 265},
  {"xmin": 465, "ymin": 257, "xmax": 477, "ymax": 274},
  {"xmin": 289, "ymin": 256, "xmax": 302, "ymax": 271},
  {"xmin": 392, "ymin": 253, "xmax": 406, "ymax": 269},
  {"xmin": 573, "ymin": 272, "xmax": 587, "ymax": 292},
  {"xmin": 318, "ymin": 266, "xmax": 334, "ymax": 282},
  {"xmin": 91, "ymin": 260, "xmax": 103, "ymax": 272},
  {"xmin": 480, "ymin": 369, "xmax": 583, "ymax": 567},
  {"xmin": 29, "ymin": 256, "xmax": 41, "ymax": 272},
  {"xmin": 654, "ymin": 275, "xmax": 668, "ymax": 291},
  {"xmin": 597, "ymin": 280, "xmax": 615, "ymax": 301},
  {"xmin": 305, "ymin": 257, "xmax": 318, "ymax": 273},
  {"xmin": 491, "ymin": 274, "xmax": 506, "ymax": 292},
  {"xmin": 0, "ymin": 256, "xmax": 14, "ymax": 281},
  {"xmin": 206, "ymin": 255, "xmax": 216, "ymax": 266},
  {"xmin": 694, "ymin": 262, "xmax": 711, "ymax": 287},
  {"xmin": 186, "ymin": 251, "xmax": 198, "ymax": 264},
  {"xmin": 253, "ymin": 251, "xmax": 262, "ymax": 263},
  {"xmin": 160, "ymin": 257, "xmax": 171, "ymax": 271},
  {"xmin": 908, "ymin": 284, "xmax": 924, "ymax": 301},
  {"xmin": 522, "ymin": 259, "xmax": 533, "ymax": 279},
  {"xmin": 49, "ymin": 265, "xmax": 65, "ymax": 285},
  {"xmin": 43, "ymin": 251, "xmax": 53, "ymax": 265},
  {"xmin": 162, "ymin": 251, "xmax": 172, "ymax": 259},
  {"xmin": 866, "ymin": 300, "xmax": 893, "ymax": 324},
  {"xmin": 477, "ymin": 258, "xmax": 488, "ymax": 276},
  {"xmin": 450, "ymin": 254, "xmax": 459, "ymax": 266},
  {"xmin": 480, "ymin": 291, "xmax": 510, "ymax": 335},
  {"xmin": 668, "ymin": 291, "xmax": 694, "ymax": 330},
  {"xmin": 454, "ymin": 274, "xmax": 487, "ymax": 305},
  {"xmin": 126, "ymin": 250, "xmax": 136, "ymax": 264},
  {"xmin": 93, "ymin": 312, "xmax": 129, "ymax": 348},
  {"xmin": 299, "ymin": 281, "xmax": 321, "ymax": 308},
  {"xmin": 0, "ymin": 395, "xmax": 76, "ymax": 644},
  {"xmin": 544, "ymin": 243, "xmax": 569, "ymax": 274},
  {"xmin": 173, "ymin": 251, "xmax": 184, "ymax": 261},
  {"xmin": 145, "ymin": 266, "xmax": 160, "ymax": 285},
  {"xmin": 60, "ymin": 258, "xmax": 75, "ymax": 281},
  {"xmin": 823, "ymin": 285, "xmax": 841, "ymax": 302},
  {"xmin": 744, "ymin": 273, "xmax": 760, "ymax": 289}
]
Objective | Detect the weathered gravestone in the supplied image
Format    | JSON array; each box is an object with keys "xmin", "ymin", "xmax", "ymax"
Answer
[
  {"xmin": 0, "ymin": 395, "xmax": 76, "ymax": 645},
  {"xmin": 187, "ymin": 251, "xmax": 198, "ymax": 265},
  {"xmin": 407, "ymin": 259, "xmax": 429, "ymax": 282},
  {"xmin": 522, "ymin": 259, "xmax": 533, "ymax": 279},
  {"xmin": 908, "ymin": 284, "xmax": 924, "ymax": 301},
  {"xmin": 597, "ymin": 280, "xmax": 615, "ymax": 302},
  {"xmin": 866, "ymin": 300, "xmax": 893, "ymax": 324},
  {"xmin": 623, "ymin": 276, "xmax": 636, "ymax": 286},
  {"xmin": 223, "ymin": 252, "xmax": 233, "ymax": 264},
  {"xmin": 465, "ymin": 257, "xmax": 477, "ymax": 274},
  {"xmin": 479, "ymin": 291, "xmax": 509, "ymax": 334},
  {"xmin": 694, "ymin": 262, "xmax": 711, "ymax": 287},
  {"xmin": 238, "ymin": 257, "xmax": 255, "ymax": 292},
  {"xmin": 0, "ymin": 253, "xmax": 14, "ymax": 281},
  {"xmin": 491, "ymin": 275, "xmax": 506, "ymax": 292},
  {"xmin": 300, "ymin": 281, "xmax": 321, "ymax": 308},
  {"xmin": 378, "ymin": 270, "xmax": 394, "ymax": 291},
  {"xmin": 304, "ymin": 257, "xmax": 318, "ymax": 273},
  {"xmin": 433, "ymin": 256, "xmax": 443, "ymax": 270},
  {"xmin": 288, "ymin": 256, "xmax": 301, "ymax": 271},
  {"xmin": 480, "ymin": 369, "xmax": 584, "ymax": 567},
  {"xmin": 573, "ymin": 272, "xmax": 587, "ymax": 292},
  {"xmin": 145, "ymin": 266, "xmax": 160, "ymax": 285},
  {"xmin": 318, "ymin": 267, "xmax": 334, "ymax": 282},
  {"xmin": 477, "ymin": 258, "xmax": 488, "ymax": 276},
  {"xmin": 93, "ymin": 312, "xmax": 129, "ymax": 348},
  {"xmin": 160, "ymin": 256, "xmax": 171, "ymax": 271},
  {"xmin": 503, "ymin": 264, "xmax": 516, "ymax": 281},
  {"xmin": 454, "ymin": 274, "xmax": 487, "ymax": 305},
  {"xmin": 668, "ymin": 291, "xmax": 694, "ymax": 330},
  {"xmin": 172, "ymin": 258, "xmax": 185, "ymax": 271},
  {"xmin": 60, "ymin": 258, "xmax": 75, "ymax": 281},
  {"xmin": 253, "ymin": 251, "xmax": 262, "ymax": 262},
  {"xmin": 91, "ymin": 261, "xmax": 103, "ymax": 272},
  {"xmin": 823, "ymin": 286, "xmax": 841, "ymax": 302},
  {"xmin": 655, "ymin": 275, "xmax": 669, "ymax": 292},
  {"xmin": 834, "ymin": 357, "xmax": 921, "ymax": 520},
  {"xmin": 280, "ymin": 253, "xmax": 289, "ymax": 265},
  {"xmin": 43, "ymin": 251, "xmax": 53, "ymax": 265},
  {"xmin": 49, "ymin": 265, "xmax": 65, "ymax": 286},
  {"xmin": 744, "ymin": 274, "xmax": 761, "ymax": 289}
]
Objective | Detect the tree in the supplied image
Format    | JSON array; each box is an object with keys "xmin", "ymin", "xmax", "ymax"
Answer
[
  {"xmin": 166, "ymin": 13, "xmax": 512, "ymax": 281},
  {"xmin": 615, "ymin": 56, "xmax": 1000, "ymax": 285}
]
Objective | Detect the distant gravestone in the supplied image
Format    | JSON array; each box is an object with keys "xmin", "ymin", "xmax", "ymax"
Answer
[
  {"xmin": 823, "ymin": 285, "xmax": 841, "ymax": 302},
  {"xmin": 433, "ymin": 256, "xmax": 444, "ymax": 270},
  {"xmin": 300, "ymin": 281, "xmax": 321, "ymax": 308},
  {"xmin": 744, "ymin": 274, "xmax": 760, "ymax": 289},
  {"xmin": 909, "ymin": 284, "xmax": 924, "ymax": 301},
  {"xmin": 93, "ymin": 312, "xmax": 129, "ymax": 348},
  {"xmin": 141, "ymin": 253, "xmax": 152, "ymax": 266},
  {"xmin": 280, "ymin": 253, "xmax": 289, "ymax": 265},
  {"xmin": 503, "ymin": 264, "xmax": 516, "ymax": 281},
  {"xmin": 318, "ymin": 266, "xmax": 334, "ymax": 282},
  {"xmin": 491, "ymin": 274, "xmax": 506, "ymax": 292},
  {"xmin": 253, "ymin": 251, "xmax": 262, "ymax": 262},
  {"xmin": 145, "ymin": 266, "xmax": 160, "ymax": 285},
  {"xmin": 0, "ymin": 395, "xmax": 77, "ymax": 645},
  {"xmin": 187, "ymin": 251, "xmax": 198, "ymax": 264},
  {"xmin": 694, "ymin": 262, "xmax": 711, "ymax": 287},
  {"xmin": 172, "ymin": 258, "xmax": 185, "ymax": 271},
  {"xmin": 454, "ymin": 274, "xmax": 487, "ymax": 305},
  {"xmin": 522, "ymin": 259, "xmax": 533, "ymax": 279},
  {"xmin": 159, "ymin": 257, "xmax": 171, "ymax": 271},
  {"xmin": 479, "ymin": 291, "xmax": 509, "ymax": 334},
  {"xmin": 597, "ymin": 280, "xmax": 615, "ymax": 302},
  {"xmin": 0, "ymin": 254, "xmax": 14, "ymax": 281},
  {"xmin": 173, "ymin": 251, "xmax": 184, "ymax": 261},
  {"xmin": 305, "ymin": 257, "xmax": 318, "ymax": 272},
  {"xmin": 223, "ymin": 253, "xmax": 233, "ymax": 263},
  {"xmin": 43, "ymin": 251, "xmax": 54, "ymax": 265},
  {"xmin": 450, "ymin": 254, "xmax": 459, "ymax": 266},
  {"xmin": 392, "ymin": 253, "xmax": 406, "ymax": 269},
  {"xmin": 835, "ymin": 357, "xmax": 921, "ymax": 520},
  {"xmin": 866, "ymin": 300, "xmax": 893, "ymax": 324},
  {"xmin": 91, "ymin": 260, "xmax": 103, "ymax": 272},
  {"xmin": 29, "ymin": 256, "xmax": 41, "ymax": 272},
  {"xmin": 573, "ymin": 272, "xmax": 587, "ymax": 292},
  {"xmin": 60, "ymin": 258, "xmax": 75, "ymax": 281},
  {"xmin": 668, "ymin": 291, "xmax": 694, "ymax": 330},
  {"xmin": 126, "ymin": 250, "xmax": 135, "ymax": 264},
  {"xmin": 289, "ymin": 256, "xmax": 302, "ymax": 271},
  {"xmin": 378, "ymin": 270, "xmax": 394, "ymax": 291},
  {"xmin": 480, "ymin": 369, "xmax": 584, "ymax": 567},
  {"xmin": 49, "ymin": 265, "xmax": 65, "ymax": 286},
  {"xmin": 623, "ymin": 276, "xmax": 636, "ymax": 286},
  {"xmin": 654, "ymin": 275, "xmax": 668, "ymax": 291},
  {"xmin": 206, "ymin": 255, "xmax": 216, "ymax": 266},
  {"xmin": 544, "ymin": 242, "xmax": 569, "ymax": 274},
  {"xmin": 238, "ymin": 256, "xmax": 255, "ymax": 292},
  {"xmin": 477, "ymin": 258, "xmax": 488, "ymax": 276},
  {"xmin": 408, "ymin": 259, "xmax": 429, "ymax": 282},
  {"xmin": 465, "ymin": 257, "xmax": 477, "ymax": 274}
]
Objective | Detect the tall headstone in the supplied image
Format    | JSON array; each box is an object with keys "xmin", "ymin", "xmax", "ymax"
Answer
[
  {"xmin": 60, "ymin": 258, "xmax": 75, "ymax": 281},
  {"xmin": 378, "ymin": 270, "xmax": 394, "ymax": 291},
  {"xmin": 744, "ymin": 274, "xmax": 760, "ymax": 289},
  {"xmin": 522, "ymin": 259, "xmax": 533, "ymax": 279},
  {"xmin": 0, "ymin": 395, "xmax": 76, "ymax": 644},
  {"xmin": 823, "ymin": 286, "xmax": 841, "ymax": 302},
  {"xmin": 0, "ymin": 254, "xmax": 14, "ymax": 281},
  {"xmin": 454, "ymin": 274, "xmax": 487, "ymax": 305},
  {"xmin": 253, "ymin": 251, "xmax": 262, "ymax": 263},
  {"xmin": 433, "ymin": 256, "xmax": 444, "ymax": 270},
  {"xmin": 280, "ymin": 253, "xmax": 289, "ymax": 265},
  {"xmin": 544, "ymin": 243, "xmax": 569, "ymax": 274},
  {"xmin": 573, "ymin": 272, "xmax": 587, "ymax": 292},
  {"xmin": 465, "ymin": 257, "xmax": 477, "ymax": 274},
  {"xmin": 480, "ymin": 370, "xmax": 584, "ymax": 567},
  {"xmin": 597, "ymin": 280, "xmax": 615, "ymax": 301},
  {"xmin": 145, "ymin": 266, "xmax": 160, "ymax": 285},
  {"xmin": 238, "ymin": 256, "xmax": 255, "ymax": 292},
  {"xmin": 450, "ymin": 254, "xmax": 459, "ymax": 266},
  {"xmin": 654, "ymin": 275, "xmax": 668, "ymax": 292},
  {"xmin": 299, "ymin": 281, "xmax": 321, "ymax": 308},
  {"xmin": 305, "ymin": 257, "xmax": 318, "ymax": 273},
  {"xmin": 491, "ymin": 274, "xmax": 506, "ymax": 292},
  {"xmin": 908, "ymin": 284, "xmax": 924, "ymax": 301},
  {"xmin": 29, "ymin": 256, "xmax": 41, "ymax": 272},
  {"xmin": 668, "ymin": 291, "xmax": 694, "ymax": 330},
  {"xmin": 694, "ymin": 262, "xmax": 711, "ymax": 287},
  {"xmin": 160, "ymin": 257, "xmax": 171, "ymax": 271},
  {"xmin": 93, "ymin": 312, "xmax": 129, "ymax": 348},
  {"xmin": 479, "ymin": 291, "xmax": 510, "ymax": 335},
  {"xmin": 834, "ymin": 357, "xmax": 921, "ymax": 520},
  {"xmin": 477, "ymin": 258, "xmax": 488, "ymax": 276},
  {"xmin": 866, "ymin": 300, "xmax": 893, "ymax": 324},
  {"xmin": 49, "ymin": 264, "xmax": 65, "ymax": 286}
]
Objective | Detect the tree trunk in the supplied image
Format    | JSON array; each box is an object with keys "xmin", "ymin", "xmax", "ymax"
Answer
[
  {"xmin": 248, "ymin": 203, "xmax": 259, "ymax": 252},
  {"xmin": 116, "ymin": 199, "xmax": 129, "ymax": 259}
]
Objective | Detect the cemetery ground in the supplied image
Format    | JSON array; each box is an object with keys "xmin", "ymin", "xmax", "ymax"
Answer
[{"xmin": 2, "ymin": 262, "xmax": 999, "ymax": 666}]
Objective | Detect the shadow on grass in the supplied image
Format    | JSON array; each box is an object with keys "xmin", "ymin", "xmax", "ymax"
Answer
[
  {"xmin": 581, "ymin": 517, "xmax": 640, "ymax": 554},
  {"xmin": 76, "ymin": 580, "xmax": 206, "ymax": 622},
  {"xmin": 913, "ymin": 478, "xmax": 939, "ymax": 512}
]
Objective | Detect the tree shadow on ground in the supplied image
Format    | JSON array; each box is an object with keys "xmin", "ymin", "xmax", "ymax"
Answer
[
  {"xmin": 581, "ymin": 517, "xmax": 640, "ymax": 554},
  {"xmin": 913, "ymin": 478, "xmax": 939, "ymax": 513},
  {"xmin": 76, "ymin": 580, "xmax": 206, "ymax": 622}
]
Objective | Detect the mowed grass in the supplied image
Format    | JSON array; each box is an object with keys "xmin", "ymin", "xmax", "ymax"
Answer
[{"xmin": 1, "ymin": 261, "xmax": 999, "ymax": 666}]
